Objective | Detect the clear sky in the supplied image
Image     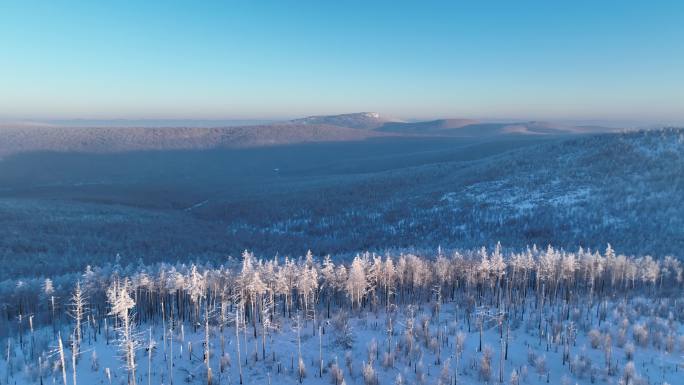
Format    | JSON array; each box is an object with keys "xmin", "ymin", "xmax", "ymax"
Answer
[{"xmin": 1, "ymin": 1, "xmax": 683, "ymax": 123}]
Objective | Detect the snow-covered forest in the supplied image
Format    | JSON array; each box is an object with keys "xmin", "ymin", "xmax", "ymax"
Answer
[
  {"xmin": 3, "ymin": 128, "xmax": 683, "ymax": 281},
  {"xmin": 4, "ymin": 1, "xmax": 684, "ymax": 384},
  {"xmin": 2, "ymin": 245, "xmax": 683, "ymax": 385}
]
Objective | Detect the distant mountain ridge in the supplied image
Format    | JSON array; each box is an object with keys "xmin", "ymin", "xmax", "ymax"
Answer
[
  {"xmin": 0, "ymin": 123, "xmax": 394, "ymax": 157},
  {"xmin": 0, "ymin": 112, "xmax": 621, "ymax": 156},
  {"xmin": 290, "ymin": 112, "xmax": 620, "ymax": 136},
  {"xmin": 378, "ymin": 119, "xmax": 619, "ymax": 136}
]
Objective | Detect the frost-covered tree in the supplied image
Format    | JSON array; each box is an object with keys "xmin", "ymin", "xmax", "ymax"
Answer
[
  {"xmin": 478, "ymin": 247, "xmax": 492, "ymax": 298},
  {"xmin": 382, "ymin": 254, "xmax": 396, "ymax": 310},
  {"xmin": 107, "ymin": 279, "xmax": 139, "ymax": 385},
  {"xmin": 69, "ymin": 281, "xmax": 87, "ymax": 351},
  {"xmin": 260, "ymin": 294, "xmax": 274, "ymax": 360},
  {"xmin": 320, "ymin": 255, "xmax": 336, "ymax": 317},
  {"xmin": 297, "ymin": 259, "xmax": 318, "ymax": 324},
  {"xmin": 640, "ymin": 256, "xmax": 660, "ymax": 291},
  {"xmin": 187, "ymin": 265, "xmax": 206, "ymax": 332},
  {"xmin": 346, "ymin": 256, "xmax": 367, "ymax": 309},
  {"xmin": 491, "ymin": 242, "xmax": 506, "ymax": 282},
  {"xmin": 43, "ymin": 278, "xmax": 57, "ymax": 334}
]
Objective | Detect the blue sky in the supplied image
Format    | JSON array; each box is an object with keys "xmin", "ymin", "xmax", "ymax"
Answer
[{"xmin": 1, "ymin": 1, "xmax": 683, "ymax": 123}]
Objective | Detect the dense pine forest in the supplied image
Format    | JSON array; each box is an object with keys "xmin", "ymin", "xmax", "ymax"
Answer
[{"xmin": 2, "ymin": 244, "xmax": 682, "ymax": 384}]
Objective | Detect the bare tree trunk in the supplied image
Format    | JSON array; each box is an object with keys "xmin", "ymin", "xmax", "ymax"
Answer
[
  {"xmin": 235, "ymin": 308, "xmax": 243, "ymax": 385},
  {"xmin": 169, "ymin": 317, "xmax": 174, "ymax": 385},
  {"xmin": 58, "ymin": 332, "xmax": 67, "ymax": 385},
  {"xmin": 71, "ymin": 332, "xmax": 78, "ymax": 385},
  {"xmin": 319, "ymin": 325, "xmax": 323, "ymax": 378},
  {"xmin": 204, "ymin": 306, "xmax": 212, "ymax": 385},
  {"xmin": 148, "ymin": 328, "xmax": 154, "ymax": 385}
]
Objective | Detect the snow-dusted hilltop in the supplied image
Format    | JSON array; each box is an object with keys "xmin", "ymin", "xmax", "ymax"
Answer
[{"xmin": 289, "ymin": 112, "xmax": 398, "ymax": 130}]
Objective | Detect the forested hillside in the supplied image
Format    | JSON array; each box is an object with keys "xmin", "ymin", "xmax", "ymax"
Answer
[
  {"xmin": 0, "ymin": 129, "xmax": 682, "ymax": 280},
  {"xmin": 190, "ymin": 128, "xmax": 684, "ymax": 258},
  {"xmin": 355, "ymin": 128, "xmax": 684, "ymax": 255},
  {"xmin": 0, "ymin": 113, "xmax": 615, "ymax": 157},
  {"xmin": 0, "ymin": 123, "xmax": 392, "ymax": 157}
]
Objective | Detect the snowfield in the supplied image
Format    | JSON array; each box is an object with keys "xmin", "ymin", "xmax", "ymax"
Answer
[{"xmin": 1, "ymin": 246, "xmax": 683, "ymax": 385}]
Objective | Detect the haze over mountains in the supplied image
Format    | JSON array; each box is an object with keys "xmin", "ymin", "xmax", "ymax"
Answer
[{"xmin": 0, "ymin": 112, "xmax": 622, "ymax": 156}]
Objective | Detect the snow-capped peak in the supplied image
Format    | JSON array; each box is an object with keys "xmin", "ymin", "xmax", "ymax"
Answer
[{"xmin": 289, "ymin": 112, "xmax": 392, "ymax": 129}]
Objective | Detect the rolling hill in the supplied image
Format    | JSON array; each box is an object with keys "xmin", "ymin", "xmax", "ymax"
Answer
[
  {"xmin": 0, "ymin": 113, "xmax": 621, "ymax": 157},
  {"xmin": 378, "ymin": 119, "xmax": 618, "ymax": 136},
  {"xmin": 0, "ymin": 127, "xmax": 681, "ymax": 279},
  {"xmin": 0, "ymin": 122, "xmax": 393, "ymax": 157}
]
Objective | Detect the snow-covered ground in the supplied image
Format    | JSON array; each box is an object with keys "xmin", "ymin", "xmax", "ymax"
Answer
[
  {"xmin": 1, "ymin": 248, "xmax": 683, "ymax": 385},
  {"xmin": 2, "ymin": 299, "xmax": 682, "ymax": 385}
]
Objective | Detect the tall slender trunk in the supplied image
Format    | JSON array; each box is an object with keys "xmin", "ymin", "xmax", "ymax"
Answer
[
  {"xmin": 235, "ymin": 308, "xmax": 243, "ymax": 385},
  {"xmin": 57, "ymin": 332, "xmax": 67, "ymax": 385}
]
